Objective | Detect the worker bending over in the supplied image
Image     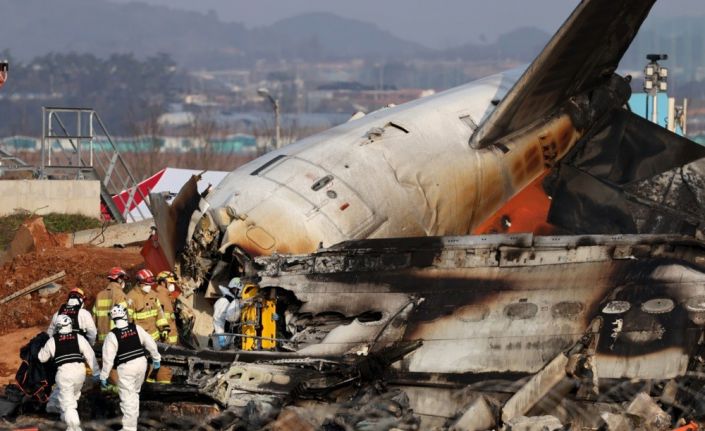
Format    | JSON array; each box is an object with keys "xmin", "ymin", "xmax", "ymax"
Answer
[
  {"xmin": 38, "ymin": 315, "xmax": 99, "ymax": 431},
  {"xmin": 212, "ymin": 277, "xmax": 242, "ymax": 350},
  {"xmin": 100, "ymin": 304, "xmax": 161, "ymax": 431}
]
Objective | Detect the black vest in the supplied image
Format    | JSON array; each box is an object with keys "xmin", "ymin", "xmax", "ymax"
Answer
[
  {"xmin": 58, "ymin": 303, "xmax": 86, "ymax": 337},
  {"xmin": 111, "ymin": 324, "xmax": 146, "ymax": 366},
  {"xmin": 53, "ymin": 333, "xmax": 84, "ymax": 366}
]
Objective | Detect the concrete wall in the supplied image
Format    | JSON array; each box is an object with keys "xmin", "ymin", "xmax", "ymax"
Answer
[
  {"xmin": 73, "ymin": 219, "xmax": 153, "ymax": 247},
  {"xmin": 0, "ymin": 180, "xmax": 101, "ymax": 218}
]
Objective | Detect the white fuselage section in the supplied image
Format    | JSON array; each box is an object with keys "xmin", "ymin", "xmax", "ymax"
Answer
[{"xmin": 202, "ymin": 68, "xmax": 581, "ymax": 256}]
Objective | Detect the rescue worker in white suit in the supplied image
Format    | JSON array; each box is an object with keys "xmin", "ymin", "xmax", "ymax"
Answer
[
  {"xmin": 45, "ymin": 288, "xmax": 98, "ymax": 415},
  {"xmin": 212, "ymin": 277, "xmax": 242, "ymax": 350},
  {"xmin": 100, "ymin": 304, "xmax": 161, "ymax": 431},
  {"xmin": 47, "ymin": 287, "xmax": 97, "ymax": 346},
  {"xmin": 38, "ymin": 315, "xmax": 100, "ymax": 431}
]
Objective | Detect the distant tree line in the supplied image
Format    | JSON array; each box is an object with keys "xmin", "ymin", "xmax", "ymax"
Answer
[{"xmin": 0, "ymin": 50, "xmax": 184, "ymax": 136}]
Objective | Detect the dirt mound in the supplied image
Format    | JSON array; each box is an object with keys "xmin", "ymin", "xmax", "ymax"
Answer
[
  {"xmin": 0, "ymin": 245, "xmax": 144, "ymax": 335},
  {"xmin": 2, "ymin": 216, "xmax": 73, "ymax": 265}
]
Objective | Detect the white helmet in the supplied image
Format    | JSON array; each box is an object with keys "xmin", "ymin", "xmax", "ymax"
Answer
[
  {"xmin": 110, "ymin": 304, "xmax": 128, "ymax": 321},
  {"xmin": 228, "ymin": 277, "xmax": 242, "ymax": 290},
  {"xmin": 56, "ymin": 315, "xmax": 73, "ymax": 334}
]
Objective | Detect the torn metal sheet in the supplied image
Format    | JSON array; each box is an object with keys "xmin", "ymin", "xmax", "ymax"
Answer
[{"xmin": 150, "ymin": 174, "xmax": 203, "ymax": 269}]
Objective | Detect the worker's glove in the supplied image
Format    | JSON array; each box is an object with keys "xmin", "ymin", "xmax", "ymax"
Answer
[
  {"xmin": 272, "ymin": 313, "xmax": 280, "ymax": 322},
  {"xmin": 160, "ymin": 330, "xmax": 169, "ymax": 341},
  {"xmin": 218, "ymin": 336, "xmax": 228, "ymax": 348},
  {"xmin": 100, "ymin": 379, "xmax": 108, "ymax": 390},
  {"xmin": 152, "ymin": 360, "xmax": 160, "ymax": 370}
]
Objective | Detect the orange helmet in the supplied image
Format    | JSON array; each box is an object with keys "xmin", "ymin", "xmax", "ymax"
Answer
[
  {"xmin": 135, "ymin": 268, "xmax": 155, "ymax": 285},
  {"xmin": 107, "ymin": 267, "xmax": 128, "ymax": 281},
  {"xmin": 68, "ymin": 287, "xmax": 85, "ymax": 300}
]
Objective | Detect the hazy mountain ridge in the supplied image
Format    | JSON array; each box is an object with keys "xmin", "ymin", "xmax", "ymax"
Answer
[
  {"xmin": 1, "ymin": 0, "xmax": 552, "ymax": 67},
  {"xmin": 0, "ymin": 0, "xmax": 430, "ymax": 66},
  {"xmin": 1, "ymin": 0, "xmax": 703, "ymax": 82}
]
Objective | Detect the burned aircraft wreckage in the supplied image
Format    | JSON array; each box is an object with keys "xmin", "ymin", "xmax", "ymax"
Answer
[{"xmin": 144, "ymin": 0, "xmax": 705, "ymax": 429}]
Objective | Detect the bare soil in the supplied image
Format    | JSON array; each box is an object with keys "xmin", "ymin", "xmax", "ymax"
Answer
[
  {"xmin": 0, "ymin": 245, "xmax": 144, "ymax": 335},
  {"xmin": 0, "ymin": 325, "xmax": 44, "ymax": 385}
]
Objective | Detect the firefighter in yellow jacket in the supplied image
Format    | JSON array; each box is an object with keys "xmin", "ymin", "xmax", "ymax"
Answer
[
  {"xmin": 126, "ymin": 269, "xmax": 169, "ymax": 342},
  {"xmin": 93, "ymin": 267, "xmax": 129, "ymax": 344},
  {"xmin": 155, "ymin": 271, "xmax": 179, "ymax": 344}
]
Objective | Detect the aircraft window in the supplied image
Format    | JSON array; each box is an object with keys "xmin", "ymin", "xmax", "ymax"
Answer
[
  {"xmin": 250, "ymin": 154, "xmax": 286, "ymax": 176},
  {"xmin": 357, "ymin": 311, "xmax": 383, "ymax": 323},
  {"xmin": 641, "ymin": 298, "xmax": 674, "ymax": 314},
  {"xmin": 602, "ymin": 300, "xmax": 630, "ymax": 314},
  {"xmin": 311, "ymin": 175, "xmax": 334, "ymax": 191},
  {"xmin": 459, "ymin": 115, "xmax": 477, "ymax": 130},
  {"xmin": 685, "ymin": 296, "xmax": 705, "ymax": 312},
  {"xmin": 551, "ymin": 301, "xmax": 584, "ymax": 319},
  {"xmin": 504, "ymin": 302, "xmax": 538, "ymax": 320}
]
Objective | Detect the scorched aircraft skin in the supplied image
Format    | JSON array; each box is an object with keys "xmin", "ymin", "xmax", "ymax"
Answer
[
  {"xmin": 154, "ymin": 0, "xmax": 660, "ymax": 276},
  {"xmin": 145, "ymin": 0, "xmax": 705, "ymax": 427}
]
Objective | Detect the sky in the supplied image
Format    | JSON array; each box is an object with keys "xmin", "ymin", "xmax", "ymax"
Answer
[{"xmin": 107, "ymin": 0, "xmax": 705, "ymax": 49}]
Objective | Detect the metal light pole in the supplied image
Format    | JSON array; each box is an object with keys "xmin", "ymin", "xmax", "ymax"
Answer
[
  {"xmin": 257, "ymin": 88, "xmax": 280, "ymax": 150},
  {"xmin": 643, "ymin": 54, "xmax": 668, "ymax": 125}
]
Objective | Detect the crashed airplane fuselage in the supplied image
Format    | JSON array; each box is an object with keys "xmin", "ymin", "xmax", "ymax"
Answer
[
  {"xmin": 161, "ymin": 0, "xmax": 656, "ymax": 284},
  {"xmin": 144, "ymin": 0, "xmax": 705, "ymax": 426},
  {"xmin": 146, "ymin": 0, "xmax": 705, "ymax": 429},
  {"xmin": 158, "ymin": 234, "xmax": 705, "ymax": 428}
]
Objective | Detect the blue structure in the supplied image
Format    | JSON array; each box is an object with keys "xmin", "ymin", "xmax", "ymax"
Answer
[{"xmin": 628, "ymin": 92, "xmax": 685, "ymax": 136}]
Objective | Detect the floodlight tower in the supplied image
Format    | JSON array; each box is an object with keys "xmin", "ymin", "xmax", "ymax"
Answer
[{"xmin": 643, "ymin": 54, "xmax": 668, "ymax": 125}]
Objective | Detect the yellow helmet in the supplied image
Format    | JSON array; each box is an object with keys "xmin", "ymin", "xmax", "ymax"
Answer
[
  {"xmin": 69, "ymin": 287, "xmax": 85, "ymax": 300},
  {"xmin": 241, "ymin": 283, "xmax": 259, "ymax": 300},
  {"xmin": 156, "ymin": 271, "xmax": 177, "ymax": 284}
]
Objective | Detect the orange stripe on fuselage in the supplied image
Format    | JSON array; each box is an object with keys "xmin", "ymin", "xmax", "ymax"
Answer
[{"xmin": 473, "ymin": 171, "xmax": 557, "ymax": 235}]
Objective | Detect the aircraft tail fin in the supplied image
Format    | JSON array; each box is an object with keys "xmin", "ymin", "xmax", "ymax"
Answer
[{"xmin": 470, "ymin": 0, "xmax": 656, "ymax": 148}]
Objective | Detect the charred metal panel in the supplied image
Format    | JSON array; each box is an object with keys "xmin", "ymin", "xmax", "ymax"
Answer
[
  {"xmin": 256, "ymin": 234, "xmax": 705, "ymax": 378},
  {"xmin": 150, "ymin": 175, "xmax": 202, "ymax": 268},
  {"xmin": 547, "ymin": 110, "xmax": 705, "ymax": 235}
]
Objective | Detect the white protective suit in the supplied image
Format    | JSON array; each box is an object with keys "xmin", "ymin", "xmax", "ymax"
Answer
[
  {"xmin": 212, "ymin": 285, "xmax": 241, "ymax": 349},
  {"xmin": 38, "ymin": 334, "xmax": 99, "ymax": 431},
  {"xmin": 47, "ymin": 308, "xmax": 98, "ymax": 346},
  {"xmin": 100, "ymin": 322, "xmax": 161, "ymax": 431}
]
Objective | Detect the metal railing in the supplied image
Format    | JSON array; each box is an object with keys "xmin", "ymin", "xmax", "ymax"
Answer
[
  {"xmin": 0, "ymin": 147, "xmax": 29, "ymax": 169},
  {"xmin": 39, "ymin": 107, "xmax": 151, "ymax": 223}
]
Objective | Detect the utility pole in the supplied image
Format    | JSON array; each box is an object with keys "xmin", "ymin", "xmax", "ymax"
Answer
[{"xmin": 257, "ymin": 88, "xmax": 281, "ymax": 150}]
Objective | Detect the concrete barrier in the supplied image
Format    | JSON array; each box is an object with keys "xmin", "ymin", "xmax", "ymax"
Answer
[
  {"xmin": 0, "ymin": 180, "xmax": 101, "ymax": 218},
  {"xmin": 72, "ymin": 219, "xmax": 153, "ymax": 247}
]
